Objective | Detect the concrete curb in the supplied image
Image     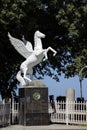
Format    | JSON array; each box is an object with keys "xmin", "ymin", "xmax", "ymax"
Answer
[{"xmin": 0, "ymin": 124, "xmax": 87, "ymax": 130}]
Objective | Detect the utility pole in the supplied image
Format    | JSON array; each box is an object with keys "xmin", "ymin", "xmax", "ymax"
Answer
[{"xmin": 79, "ymin": 66, "xmax": 87, "ymax": 99}]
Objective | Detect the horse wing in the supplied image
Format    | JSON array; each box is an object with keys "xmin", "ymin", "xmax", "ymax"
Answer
[
  {"xmin": 26, "ymin": 41, "xmax": 33, "ymax": 52},
  {"xmin": 8, "ymin": 32, "xmax": 33, "ymax": 59}
]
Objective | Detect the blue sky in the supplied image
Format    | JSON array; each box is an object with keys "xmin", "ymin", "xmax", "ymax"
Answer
[
  {"xmin": 0, "ymin": 74, "xmax": 86, "ymax": 101},
  {"xmin": 42, "ymin": 74, "xmax": 87, "ymax": 100}
]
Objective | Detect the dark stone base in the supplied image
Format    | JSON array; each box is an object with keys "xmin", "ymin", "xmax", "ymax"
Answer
[
  {"xmin": 19, "ymin": 80, "xmax": 50, "ymax": 126},
  {"xmin": 21, "ymin": 113, "xmax": 49, "ymax": 126}
]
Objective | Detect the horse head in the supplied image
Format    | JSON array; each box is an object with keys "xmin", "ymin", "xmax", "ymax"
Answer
[
  {"xmin": 34, "ymin": 30, "xmax": 45, "ymax": 38},
  {"xmin": 34, "ymin": 30, "xmax": 46, "ymax": 51}
]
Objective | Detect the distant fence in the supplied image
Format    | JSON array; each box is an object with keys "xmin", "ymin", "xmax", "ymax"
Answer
[
  {"xmin": 0, "ymin": 101, "xmax": 19, "ymax": 126},
  {"xmin": 49, "ymin": 99, "xmax": 87, "ymax": 125},
  {"xmin": 11, "ymin": 102, "xmax": 19, "ymax": 124},
  {"xmin": 0, "ymin": 102, "xmax": 10, "ymax": 126},
  {"xmin": 0, "ymin": 99, "xmax": 87, "ymax": 126}
]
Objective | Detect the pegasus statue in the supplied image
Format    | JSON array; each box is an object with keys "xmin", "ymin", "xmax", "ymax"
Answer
[{"xmin": 8, "ymin": 30, "xmax": 57, "ymax": 86}]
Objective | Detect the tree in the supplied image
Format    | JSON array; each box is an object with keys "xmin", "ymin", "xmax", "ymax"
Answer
[{"xmin": 0, "ymin": 0, "xmax": 87, "ymax": 100}]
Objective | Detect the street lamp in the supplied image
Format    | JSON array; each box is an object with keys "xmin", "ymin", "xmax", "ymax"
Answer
[{"xmin": 79, "ymin": 66, "xmax": 87, "ymax": 99}]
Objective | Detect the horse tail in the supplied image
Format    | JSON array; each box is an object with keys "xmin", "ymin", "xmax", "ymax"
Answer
[{"xmin": 16, "ymin": 70, "xmax": 26, "ymax": 86}]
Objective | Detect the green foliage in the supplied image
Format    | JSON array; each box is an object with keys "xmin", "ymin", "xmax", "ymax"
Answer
[
  {"xmin": 0, "ymin": 0, "xmax": 87, "ymax": 100},
  {"xmin": 74, "ymin": 49, "xmax": 87, "ymax": 76}
]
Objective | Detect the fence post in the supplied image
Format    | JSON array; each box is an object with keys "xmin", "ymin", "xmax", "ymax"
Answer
[
  {"xmin": 66, "ymin": 98, "xmax": 69, "ymax": 125},
  {"xmin": 55, "ymin": 101, "xmax": 58, "ymax": 113},
  {"xmin": 86, "ymin": 102, "xmax": 87, "ymax": 123},
  {"xmin": 2, "ymin": 100, "xmax": 5, "ymax": 126},
  {"xmin": 10, "ymin": 98, "xmax": 14, "ymax": 124}
]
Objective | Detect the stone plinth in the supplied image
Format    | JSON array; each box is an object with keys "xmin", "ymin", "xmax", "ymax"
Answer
[
  {"xmin": 19, "ymin": 80, "xmax": 49, "ymax": 126},
  {"xmin": 66, "ymin": 88, "xmax": 75, "ymax": 101}
]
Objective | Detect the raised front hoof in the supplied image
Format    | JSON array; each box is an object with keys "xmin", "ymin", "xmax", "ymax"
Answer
[
  {"xmin": 43, "ymin": 58, "xmax": 48, "ymax": 61},
  {"xmin": 53, "ymin": 52, "xmax": 57, "ymax": 56}
]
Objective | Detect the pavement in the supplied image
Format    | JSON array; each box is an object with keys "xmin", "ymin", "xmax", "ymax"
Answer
[{"xmin": 0, "ymin": 124, "xmax": 87, "ymax": 130}]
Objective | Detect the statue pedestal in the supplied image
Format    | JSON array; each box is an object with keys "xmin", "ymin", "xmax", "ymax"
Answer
[{"xmin": 19, "ymin": 80, "xmax": 49, "ymax": 126}]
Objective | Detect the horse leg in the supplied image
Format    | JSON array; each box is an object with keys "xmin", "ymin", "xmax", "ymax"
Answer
[
  {"xmin": 30, "ymin": 68, "xmax": 33, "ymax": 80},
  {"xmin": 27, "ymin": 68, "xmax": 33, "ymax": 80},
  {"xmin": 43, "ymin": 49, "xmax": 48, "ymax": 61},
  {"xmin": 23, "ymin": 67, "xmax": 32, "ymax": 82},
  {"xmin": 47, "ymin": 47, "xmax": 57, "ymax": 56}
]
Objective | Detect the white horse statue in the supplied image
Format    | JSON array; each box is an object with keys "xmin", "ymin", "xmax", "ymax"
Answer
[{"xmin": 8, "ymin": 30, "xmax": 57, "ymax": 86}]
